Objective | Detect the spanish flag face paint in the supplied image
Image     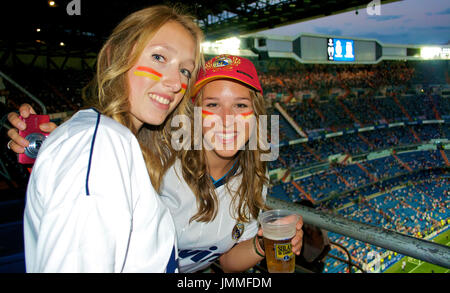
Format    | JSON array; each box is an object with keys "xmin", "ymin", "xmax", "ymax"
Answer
[
  {"xmin": 201, "ymin": 110, "xmax": 253, "ymax": 119},
  {"xmin": 134, "ymin": 66, "xmax": 188, "ymax": 95},
  {"xmin": 238, "ymin": 110, "xmax": 254, "ymax": 119},
  {"xmin": 201, "ymin": 109, "xmax": 215, "ymax": 119},
  {"xmin": 133, "ymin": 66, "xmax": 163, "ymax": 81},
  {"xmin": 181, "ymin": 83, "xmax": 187, "ymax": 95}
]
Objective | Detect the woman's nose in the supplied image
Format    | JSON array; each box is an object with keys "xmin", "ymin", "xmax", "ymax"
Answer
[
  {"xmin": 161, "ymin": 66, "xmax": 182, "ymax": 93},
  {"xmin": 220, "ymin": 107, "xmax": 235, "ymax": 127}
]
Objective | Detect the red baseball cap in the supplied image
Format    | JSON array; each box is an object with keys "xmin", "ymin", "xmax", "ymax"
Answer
[{"xmin": 192, "ymin": 54, "xmax": 263, "ymax": 100}]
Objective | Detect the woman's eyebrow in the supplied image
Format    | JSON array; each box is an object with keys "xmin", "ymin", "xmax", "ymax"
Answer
[
  {"xmin": 146, "ymin": 44, "xmax": 195, "ymax": 67},
  {"xmin": 235, "ymin": 97, "xmax": 251, "ymax": 101},
  {"xmin": 147, "ymin": 43, "xmax": 175, "ymax": 52}
]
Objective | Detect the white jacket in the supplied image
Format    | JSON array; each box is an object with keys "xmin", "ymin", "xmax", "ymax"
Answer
[
  {"xmin": 160, "ymin": 159, "xmax": 266, "ymax": 272},
  {"xmin": 24, "ymin": 109, "xmax": 177, "ymax": 273}
]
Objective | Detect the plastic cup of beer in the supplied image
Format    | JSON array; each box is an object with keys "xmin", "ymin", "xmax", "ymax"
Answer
[{"xmin": 259, "ymin": 209, "xmax": 298, "ymax": 273}]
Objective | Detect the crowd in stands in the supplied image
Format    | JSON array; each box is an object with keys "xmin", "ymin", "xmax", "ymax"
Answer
[
  {"xmin": 262, "ymin": 61, "xmax": 449, "ymax": 272},
  {"xmin": 324, "ymin": 175, "xmax": 449, "ymax": 273},
  {"xmin": 259, "ymin": 61, "xmax": 415, "ymax": 94},
  {"xmin": 268, "ymin": 123, "xmax": 447, "ymax": 171},
  {"xmin": 279, "ymin": 94, "xmax": 449, "ymax": 133},
  {"xmin": 2, "ymin": 67, "xmax": 91, "ymax": 115},
  {"xmin": 271, "ymin": 149, "xmax": 449, "ymax": 205}
]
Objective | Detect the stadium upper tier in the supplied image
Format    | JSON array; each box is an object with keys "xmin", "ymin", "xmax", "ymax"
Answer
[
  {"xmin": 275, "ymin": 94, "xmax": 448, "ymax": 134},
  {"xmin": 268, "ymin": 122, "xmax": 448, "ymax": 170}
]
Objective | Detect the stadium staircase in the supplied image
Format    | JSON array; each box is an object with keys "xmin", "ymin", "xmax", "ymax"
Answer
[
  {"xmin": 303, "ymin": 144, "xmax": 322, "ymax": 162},
  {"xmin": 355, "ymin": 162, "xmax": 378, "ymax": 182},
  {"xmin": 331, "ymin": 169, "xmax": 352, "ymax": 189},
  {"xmin": 428, "ymin": 94, "xmax": 442, "ymax": 120},
  {"xmin": 331, "ymin": 138, "xmax": 351, "ymax": 154},
  {"xmin": 274, "ymin": 103, "xmax": 308, "ymax": 138},
  {"xmin": 275, "ymin": 154, "xmax": 292, "ymax": 182},
  {"xmin": 409, "ymin": 127, "xmax": 422, "ymax": 143},
  {"xmin": 391, "ymin": 93, "xmax": 422, "ymax": 142},
  {"xmin": 439, "ymin": 150, "xmax": 450, "ymax": 167},
  {"xmin": 357, "ymin": 133, "xmax": 375, "ymax": 150},
  {"xmin": 367, "ymin": 99, "xmax": 388, "ymax": 123},
  {"xmin": 392, "ymin": 93, "xmax": 413, "ymax": 122},
  {"xmin": 306, "ymin": 98, "xmax": 326, "ymax": 124},
  {"xmin": 342, "ymin": 153, "xmax": 351, "ymax": 165},
  {"xmin": 392, "ymin": 154, "xmax": 413, "ymax": 172},
  {"xmin": 290, "ymin": 181, "xmax": 315, "ymax": 204},
  {"xmin": 337, "ymin": 97, "xmax": 363, "ymax": 127},
  {"xmin": 280, "ymin": 169, "xmax": 291, "ymax": 182}
]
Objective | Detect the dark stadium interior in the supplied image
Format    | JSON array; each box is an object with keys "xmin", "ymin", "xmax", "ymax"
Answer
[
  {"xmin": 0, "ymin": 0, "xmax": 448, "ymax": 274},
  {"xmin": 0, "ymin": 0, "xmax": 397, "ymax": 44}
]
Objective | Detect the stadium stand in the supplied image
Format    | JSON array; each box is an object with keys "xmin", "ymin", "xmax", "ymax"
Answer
[
  {"xmin": 0, "ymin": 56, "xmax": 448, "ymax": 273},
  {"xmin": 261, "ymin": 60, "xmax": 449, "ymax": 272}
]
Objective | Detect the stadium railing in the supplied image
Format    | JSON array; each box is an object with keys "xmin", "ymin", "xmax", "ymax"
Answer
[{"xmin": 266, "ymin": 196, "xmax": 450, "ymax": 269}]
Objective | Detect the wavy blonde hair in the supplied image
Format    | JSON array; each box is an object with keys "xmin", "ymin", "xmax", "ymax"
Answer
[
  {"xmin": 179, "ymin": 87, "xmax": 269, "ymax": 223},
  {"xmin": 83, "ymin": 5, "xmax": 203, "ymax": 191}
]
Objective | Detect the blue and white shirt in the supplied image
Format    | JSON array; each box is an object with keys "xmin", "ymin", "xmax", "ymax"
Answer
[
  {"xmin": 160, "ymin": 159, "xmax": 266, "ymax": 273},
  {"xmin": 24, "ymin": 109, "xmax": 178, "ymax": 273}
]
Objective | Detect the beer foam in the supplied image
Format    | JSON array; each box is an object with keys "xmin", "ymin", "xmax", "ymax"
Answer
[
  {"xmin": 262, "ymin": 228, "xmax": 296, "ymax": 241},
  {"xmin": 259, "ymin": 210, "xmax": 298, "ymax": 241}
]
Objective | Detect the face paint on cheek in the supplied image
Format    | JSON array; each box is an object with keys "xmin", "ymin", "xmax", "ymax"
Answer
[
  {"xmin": 239, "ymin": 111, "xmax": 254, "ymax": 119},
  {"xmin": 201, "ymin": 109, "xmax": 222, "ymax": 129},
  {"xmin": 201, "ymin": 109, "xmax": 215, "ymax": 119},
  {"xmin": 133, "ymin": 66, "xmax": 162, "ymax": 81},
  {"xmin": 180, "ymin": 83, "xmax": 187, "ymax": 95}
]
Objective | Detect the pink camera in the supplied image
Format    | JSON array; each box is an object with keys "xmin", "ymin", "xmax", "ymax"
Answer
[{"xmin": 18, "ymin": 114, "xmax": 50, "ymax": 164}]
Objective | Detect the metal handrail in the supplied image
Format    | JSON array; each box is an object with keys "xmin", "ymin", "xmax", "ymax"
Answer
[
  {"xmin": 0, "ymin": 70, "xmax": 47, "ymax": 114},
  {"xmin": 266, "ymin": 196, "xmax": 450, "ymax": 269},
  {"xmin": 329, "ymin": 241, "xmax": 366, "ymax": 273}
]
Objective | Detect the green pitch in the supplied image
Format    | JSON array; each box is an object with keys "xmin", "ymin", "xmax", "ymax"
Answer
[{"xmin": 384, "ymin": 229, "xmax": 450, "ymax": 273}]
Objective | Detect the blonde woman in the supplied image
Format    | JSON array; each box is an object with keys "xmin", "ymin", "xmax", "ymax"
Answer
[
  {"xmin": 7, "ymin": 5, "xmax": 203, "ymax": 272},
  {"xmin": 160, "ymin": 55, "xmax": 303, "ymax": 272}
]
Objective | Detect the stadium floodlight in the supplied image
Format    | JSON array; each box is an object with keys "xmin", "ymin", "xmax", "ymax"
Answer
[
  {"xmin": 420, "ymin": 47, "xmax": 441, "ymax": 59},
  {"xmin": 441, "ymin": 48, "xmax": 450, "ymax": 59},
  {"xmin": 218, "ymin": 37, "xmax": 241, "ymax": 54},
  {"xmin": 201, "ymin": 37, "xmax": 241, "ymax": 55},
  {"xmin": 201, "ymin": 41, "xmax": 212, "ymax": 51}
]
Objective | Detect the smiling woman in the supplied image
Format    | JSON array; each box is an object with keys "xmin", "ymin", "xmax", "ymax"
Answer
[
  {"xmin": 19, "ymin": 5, "xmax": 204, "ymax": 273},
  {"xmin": 159, "ymin": 54, "xmax": 303, "ymax": 273}
]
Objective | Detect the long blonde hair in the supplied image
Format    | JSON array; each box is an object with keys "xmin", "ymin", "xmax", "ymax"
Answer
[
  {"xmin": 84, "ymin": 5, "xmax": 204, "ymax": 191},
  {"xmin": 179, "ymin": 88, "xmax": 269, "ymax": 223}
]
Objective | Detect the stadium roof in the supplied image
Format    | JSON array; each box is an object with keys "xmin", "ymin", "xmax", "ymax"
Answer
[{"xmin": 0, "ymin": 0, "xmax": 397, "ymax": 63}]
